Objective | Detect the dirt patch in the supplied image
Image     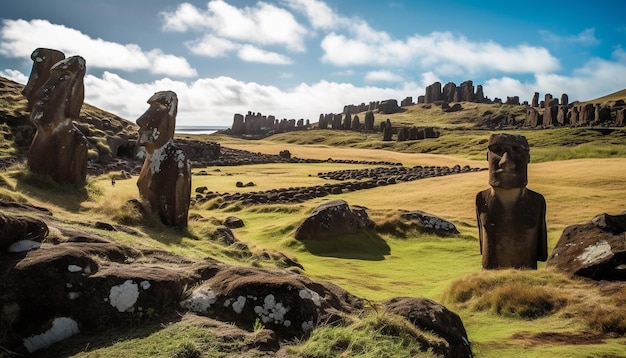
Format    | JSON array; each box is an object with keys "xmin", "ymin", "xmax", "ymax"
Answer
[{"xmin": 512, "ymin": 331, "xmax": 606, "ymax": 346}]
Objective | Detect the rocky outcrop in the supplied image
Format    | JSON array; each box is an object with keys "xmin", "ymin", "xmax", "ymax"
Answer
[
  {"xmin": 0, "ymin": 201, "xmax": 470, "ymax": 356},
  {"xmin": 547, "ymin": 212, "xmax": 626, "ymax": 280}
]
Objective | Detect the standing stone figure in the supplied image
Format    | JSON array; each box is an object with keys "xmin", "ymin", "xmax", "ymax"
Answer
[
  {"xmin": 22, "ymin": 48, "xmax": 66, "ymax": 111},
  {"xmin": 27, "ymin": 55, "xmax": 88, "ymax": 185},
  {"xmin": 136, "ymin": 91, "xmax": 191, "ymax": 227},
  {"xmin": 475, "ymin": 133, "xmax": 547, "ymax": 269}
]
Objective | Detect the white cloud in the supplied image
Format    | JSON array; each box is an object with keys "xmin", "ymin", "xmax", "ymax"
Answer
[
  {"xmin": 147, "ymin": 50, "xmax": 198, "ymax": 77},
  {"xmin": 186, "ymin": 34, "xmax": 239, "ymax": 57},
  {"xmin": 321, "ymin": 30, "xmax": 560, "ymax": 76},
  {"xmin": 364, "ymin": 70, "xmax": 403, "ymax": 83},
  {"xmin": 484, "ymin": 48, "xmax": 626, "ymax": 102},
  {"xmin": 539, "ymin": 28, "xmax": 600, "ymax": 47},
  {"xmin": 162, "ymin": 0, "xmax": 307, "ymax": 52},
  {"xmin": 0, "ymin": 19, "xmax": 196, "ymax": 78},
  {"xmin": 283, "ymin": 0, "xmax": 340, "ymax": 30},
  {"xmin": 74, "ymin": 70, "xmax": 421, "ymax": 127},
  {"xmin": 238, "ymin": 45, "xmax": 293, "ymax": 65},
  {"xmin": 0, "ymin": 68, "xmax": 27, "ymax": 84}
]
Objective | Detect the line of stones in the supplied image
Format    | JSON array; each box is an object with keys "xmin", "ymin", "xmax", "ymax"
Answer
[{"xmin": 194, "ymin": 164, "xmax": 482, "ymax": 207}]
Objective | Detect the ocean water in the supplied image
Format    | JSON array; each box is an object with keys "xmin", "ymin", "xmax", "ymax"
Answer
[{"xmin": 175, "ymin": 126, "xmax": 229, "ymax": 135}]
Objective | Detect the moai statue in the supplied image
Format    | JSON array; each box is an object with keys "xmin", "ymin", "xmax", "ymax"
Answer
[
  {"xmin": 136, "ymin": 91, "xmax": 191, "ymax": 227},
  {"xmin": 475, "ymin": 133, "xmax": 547, "ymax": 269},
  {"xmin": 22, "ymin": 48, "xmax": 66, "ymax": 111},
  {"xmin": 27, "ymin": 55, "xmax": 88, "ymax": 185}
]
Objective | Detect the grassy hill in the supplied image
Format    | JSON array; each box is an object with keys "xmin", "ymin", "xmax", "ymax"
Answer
[{"xmin": 2, "ymin": 76, "xmax": 626, "ymax": 357}]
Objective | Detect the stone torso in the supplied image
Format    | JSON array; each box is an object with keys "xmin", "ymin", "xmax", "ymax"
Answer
[
  {"xmin": 476, "ymin": 188, "xmax": 548, "ymax": 269},
  {"xmin": 28, "ymin": 122, "xmax": 88, "ymax": 185},
  {"xmin": 137, "ymin": 140, "xmax": 191, "ymax": 227}
]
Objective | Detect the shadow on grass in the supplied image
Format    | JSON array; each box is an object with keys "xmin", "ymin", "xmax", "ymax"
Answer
[
  {"xmin": 13, "ymin": 171, "xmax": 95, "ymax": 212},
  {"xmin": 300, "ymin": 228, "xmax": 391, "ymax": 261},
  {"xmin": 31, "ymin": 312, "xmax": 184, "ymax": 358}
]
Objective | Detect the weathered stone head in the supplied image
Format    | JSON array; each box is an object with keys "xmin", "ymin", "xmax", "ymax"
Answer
[
  {"xmin": 27, "ymin": 55, "xmax": 88, "ymax": 185},
  {"xmin": 136, "ymin": 91, "xmax": 190, "ymax": 227},
  {"xmin": 22, "ymin": 48, "xmax": 66, "ymax": 111},
  {"xmin": 137, "ymin": 91, "xmax": 177, "ymax": 152},
  {"xmin": 476, "ymin": 133, "xmax": 547, "ymax": 270},
  {"xmin": 30, "ymin": 56, "xmax": 86, "ymax": 131},
  {"xmin": 487, "ymin": 133, "xmax": 530, "ymax": 189}
]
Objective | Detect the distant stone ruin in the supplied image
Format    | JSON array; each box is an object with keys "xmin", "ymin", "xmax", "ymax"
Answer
[
  {"xmin": 230, "ymin": 111, "xmax": 309, "ymax": 137},
  {"xmin": 419, "ymin": 80, "xmax": 490, "ymax": 105},
  {"xmin": 522, "ymin": 92, "xmax": 625, "ymax": 128}
]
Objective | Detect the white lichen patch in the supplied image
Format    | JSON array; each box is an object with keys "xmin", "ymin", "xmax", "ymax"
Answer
[
  {"xmin": 232, "ymin": 296, "xmax": 246, "ymax": 314},
  {"xmin": 22, "ymin": 317, "xmax": 80, "ymax": 353},
  {"xmin": 7, "ymin": 240, "xmax": 41, "ymax": 253},
  {"xmin": 301, "ymin": 320, "xmax": 314, "ymax": 332},
  {"xmin": 67, "ymin": 292, "xmax": 80, "ymax": 300},
  {"xmin": 140, "ymin": 281, "xmax": 151, "ymax": 290},
  {"xmin": 180, "ymin": 287, "xmax": 217, "ymax": 313},
  {"xmin": 253, "ymin": 294, "xmax": 290, "ymax": 324},
  {"xmin": 176, "ymin": 150, "xmax": 187, "ymax": 170},
  {"xmin": 67, "ymin": 265, "xmax": 82, "ymax": 273},
  {"xmin": 109, "ymin": 280, "xmax": 139, "ymax": 312},
  {"xmin": 149, "ymin": 144, "xmax": 167, "ymax": 174},
  {"xmin": 299, "ymin": 288, "xmax": 322, "ymax": 307},
  {"xmin": 578, "ymin": 240, "xmax": 613, "ymax": 265}
]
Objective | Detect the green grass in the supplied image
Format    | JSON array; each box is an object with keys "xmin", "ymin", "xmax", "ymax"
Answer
[{"xmin": 288, "ymin": 312, "xmax": 441, "ymax": 358}]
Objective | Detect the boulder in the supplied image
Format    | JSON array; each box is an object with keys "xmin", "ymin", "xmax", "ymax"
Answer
[
  {"xmin": 546, "ymin": 212, "xmax": 626, "ymax": 280},
  {"xmin": 400, "ymin": 210, "xmax": 459, "ymax": 235},
  {"xmin": 180, "ymin": 265, "xmax": 364, "ymax": 339},
  {"xmin": 224, "ymin": 216, "xmax": 245, "ymax": 229},
  {"xmin": 0, "ymin": 212, "xmax": 48, "ymax": 251},
  {"xmin": 384, "ymin": 297, "xmax": 473, "ymax": 358},
  {"xmin": 294, "ymin": 199, "xmax": 371, "ymax": 241}
]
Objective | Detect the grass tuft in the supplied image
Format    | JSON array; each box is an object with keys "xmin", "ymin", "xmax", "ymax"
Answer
[
  {"xmin": 289, "ymin": 311, "xmax": 441, "ymax": 358},
  {"xmin": 445, "ymin": 270, "xmax": 569, "ymax": 319}
]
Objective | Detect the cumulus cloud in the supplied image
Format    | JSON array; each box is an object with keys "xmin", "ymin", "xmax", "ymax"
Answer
[
  {"xmin": 485, "ymin": 48, "xmax": 626, "ymax": 102},
  {"xmin": 283, "ymin": 0, "xmax": 341, "ymax": 30},
  {"xmin": 162, "ymin": 0, "xmax": 307, "ymax": 52},
  {"xmin": 186, "ymin": 34, "xmax": 240, "ymax": 57},
  {"xmin": 186, "ymin": 35, "xmax": 292, "ymax": 65},
  {"xmin": 0, "ymin": 19, "xmax": 196, "ymax": 77},
  {"xmin": 75, "ymin": 70, "xmax": 421, "ymax": 126},
  {"xmin": 321, "ymin": 31, "xmax": 560, "ymax": 76},
  {"xmin": 238, "ymin": 45, "xmax": 293, "ymax": 65},
  {"xmin": 364, "ymin": 70, "xmax": 403, "ymax": 83},
  {"xmin": 0, "ymin": 69, "xmax": 27, "ymax": 84}
]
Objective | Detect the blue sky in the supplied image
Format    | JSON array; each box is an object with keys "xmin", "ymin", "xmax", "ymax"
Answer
[{"xmin": 1, "ymin": 0, "xmax": 624, "ymax": 126}]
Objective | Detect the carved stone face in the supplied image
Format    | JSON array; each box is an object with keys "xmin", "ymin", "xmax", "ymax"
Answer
[
  {"xmin": 487, "ymin": 133, "xmax": 530, "ymax": 189},
  {"xmin": 22, "ymin": 48, "xmax": 65, "ymax": 111},
  {"xmin": 136, "ymin": 91, "xmax": 178, "ymax": 152},
  {"xmin": 30, "ymin": 55, "xmax": 86, "ymax": 130}
]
